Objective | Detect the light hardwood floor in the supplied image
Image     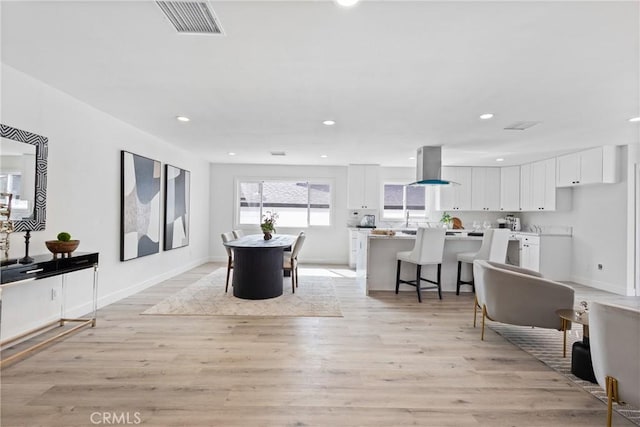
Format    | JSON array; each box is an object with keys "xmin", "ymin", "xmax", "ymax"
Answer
[{"xmin": 1, "ymin": 263, "xmax": 635, "ymax": 426}]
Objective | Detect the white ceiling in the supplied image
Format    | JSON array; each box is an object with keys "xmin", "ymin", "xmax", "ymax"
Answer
[{"xmin": 1, "ymin": 0, "xmax": 639, "ymax": 167}]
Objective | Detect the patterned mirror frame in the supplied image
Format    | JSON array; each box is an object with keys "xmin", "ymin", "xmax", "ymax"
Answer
[{"xmin": 0, "ymin": 124, "xmax": 48, "ymax": 231}]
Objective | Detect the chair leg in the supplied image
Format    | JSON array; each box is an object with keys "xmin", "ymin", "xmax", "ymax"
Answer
[
  {"xmin": 456, "ymin": 261, "xmax": 462, "ymax": 295},
  {"xmin": 416, "ymin": 265, "xmax": 422, "ymax": 303},
  {"xmin": 291, "ymin": 261, "xmax": 296, "ymax": 293},
  {"xmin": 295, "ymin": 263, "xmax": 299, "ymax": 288},
  {"xmin": 225, "ymin": 257, "xmax": 232, "ymax": 293},
  {"xmin": 395, "ymin": 260, "xmax": 401, "ymax": 294},
  {"xmin": 481, "ymin": 305, "xmax": 487, "ymax": 341},
  {"xmin": 473, "ymin": 295, "xmax": 478, "ymax": 328},
  {"xmin": 436, "ymin": 264, "xmax": 442, "ymax": 300},
  {"xmin": 606, "ymin": 376, "xmax": 618, "ymax": 427}
]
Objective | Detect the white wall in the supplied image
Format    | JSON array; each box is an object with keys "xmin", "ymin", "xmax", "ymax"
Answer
[
  {"xmin": 521, "ymin": 146, "xmax": 630, "ymax": 295},
  {"xmin": 209, "ymin": 163, "xmax": 348, "ymax": 264},
  {"xmin": 1, "ymin": 65, "xmax": 211, "ymax": 339}
]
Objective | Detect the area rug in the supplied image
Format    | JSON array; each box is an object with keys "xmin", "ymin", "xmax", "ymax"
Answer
[
  {"xmin": 142, "ymin": 268, "xmax": 342, "ymax": 317},
  {"xmin": 489, "ymin": 323, "xmax": 640, "ymax": 425}
]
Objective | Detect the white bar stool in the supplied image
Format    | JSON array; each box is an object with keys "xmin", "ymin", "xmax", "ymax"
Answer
[
  {"xmin": 456, "ymin": 228, "xmax": 510, "ymax": 295},
  {"xmin": 395, "ymin": 227, "xmax": 446, "ymax": 302}
]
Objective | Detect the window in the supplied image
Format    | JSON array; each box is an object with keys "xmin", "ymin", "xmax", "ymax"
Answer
[
  {"xmin": 382, "ymin": 183, "xmax": 428, "ymax": 219},
  {"xmin": 238, "ymin": 180, "xmax": 331, "ymax": 227}
]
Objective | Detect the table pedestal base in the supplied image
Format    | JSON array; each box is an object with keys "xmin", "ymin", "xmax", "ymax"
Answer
[{"xmin": 232, "ymin": 247, "xmax": 283, "ymax": 300}]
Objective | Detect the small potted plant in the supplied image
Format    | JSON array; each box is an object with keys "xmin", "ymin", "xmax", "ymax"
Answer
[
  {"xmin": 261, "ymin": 211, "xmax": 278, "ymax": 240},
  {"xmin": 440, "ymin": 212, "xmax": 452, "ymax": 229},
  {"xmin": 45, "ymin": 231, "xmax": 80, "ymax": 258}
]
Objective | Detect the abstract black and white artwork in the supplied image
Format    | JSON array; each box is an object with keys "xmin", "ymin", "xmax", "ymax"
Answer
[
  {"xmin": 121, "ymin": 151, "xmax": 161, "ymax": 261},
  {"xmin": 164, "ymin": 164, "xmax": 190, "ymax": 250}
]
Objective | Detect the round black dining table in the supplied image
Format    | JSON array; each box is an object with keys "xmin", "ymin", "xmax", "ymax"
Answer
[{"xmin": 223, "ymin": 234, "xmax": 297, "ymax": 299}]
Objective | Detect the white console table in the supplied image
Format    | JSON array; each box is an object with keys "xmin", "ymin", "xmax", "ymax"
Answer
[{"xmin": 0, "ymin": 252, "xmax": 99, "ymax": 367}]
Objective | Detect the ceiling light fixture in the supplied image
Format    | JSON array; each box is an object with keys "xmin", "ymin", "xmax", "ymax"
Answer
[
  {"xmin": 480, "ymin": 113, "xmax": 494, "ymax": 120},
  {"xmin": 323, "ymin": 120, "xmax": 336, "ymax": 126},
  {"xmin": 228, "ymin": 152, "xmax": 236, "ymax": 156},
  {"xmin": 176, "ymin": 115, "xmax": 190, "ymax": 122},
  {"xmin": 408, "ymin": 157, "xmax": 415, "ymax": 160},
  {"xmin": 320, "ymin": 154, "xmax": 328, "ymax": 158},
  {"xmin": 334, "ymin": 0, "xmax": 359, "ymax": 7},
  {"xmin": 629, "ymin": 116, "xmax": 640, "ymax": 123},
  {"xmin": 496, "ymin": 158, "xmax": 505, "ymax": 162}
]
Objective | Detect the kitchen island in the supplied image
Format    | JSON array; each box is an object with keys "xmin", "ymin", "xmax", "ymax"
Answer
[{"xmin": 358, "ymin": 231, "xmax": 519, "ymax": 295}]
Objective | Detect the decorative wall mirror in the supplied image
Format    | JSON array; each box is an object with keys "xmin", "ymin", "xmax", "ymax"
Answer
[{"xmin": 0, "ymin": 124, "xmax": 48, "ymax": 231}]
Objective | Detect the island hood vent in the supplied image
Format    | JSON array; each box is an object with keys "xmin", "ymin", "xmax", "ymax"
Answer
[{"xmin": 409, "ymin": 146, "xmax": 457, "ymax": 186}]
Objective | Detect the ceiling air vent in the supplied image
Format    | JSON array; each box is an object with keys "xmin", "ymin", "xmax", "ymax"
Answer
[
  {"xmin": 270, "ymin": 151, "xmax": 286, "ymax": 157},
  {"xmin": 504, "ymin": 121, "xmax": 541, "ymax": 131},
  {"xmin": 156, "ymin": 1, "xmax": 224, "ymax": 35}
]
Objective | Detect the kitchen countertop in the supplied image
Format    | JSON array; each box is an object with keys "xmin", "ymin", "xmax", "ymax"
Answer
[{"xmin": 368, "ymin": 233, "xmax": 485, "ymax": 241}]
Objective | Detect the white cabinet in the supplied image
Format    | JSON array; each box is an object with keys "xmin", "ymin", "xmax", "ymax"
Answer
[
  {"xmin": 556, "ymin": 146, "xmax": 619, "ymax": 187},
  {"xmin": 437, "ymin": 167, "xmax": 472, "ymax": 211},
  {"xmin": 471, "ymin": 167, "xmax": 500, "ymax": 211},
  {"xmin": 348, "ymin": 229, "xmax": 359, "ymax": 268},
  {"xmin": 519, "ymin": 235, "xmax": 540, "ymax": 272},
  {"xmin": 500, "ymin": 166, "xmax": 521, "ymax": 211},
  {"xmin": 513, "ymin": 233, "xmax": 571, "ymax": 280},
  {"xmin": 520, "ymin": 158, "xmax": 556, "ymax": 211},
  {"xmin": 348, "ymin": 165, "xmax": 380, "ymax": 209}
]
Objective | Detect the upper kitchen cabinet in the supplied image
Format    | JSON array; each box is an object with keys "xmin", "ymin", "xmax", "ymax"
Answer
[
  {"xmin": 500, "ymin": 165, "xmax": 521, "ymax": 211},
  {"xmin": 556, "ymin": 146, "xmax": 619, "ymax": 187},
  {"xmin": 521, "ymin": 158, "xmax": 557, "ymax": 211},
  {"xmin": 347, "ymin": 164, "xmax": 380, "ymax": 209},
  {"xmin": 437, "ymin": 166, "xmax": 472, "ymax": 211},
  {"xmin": 471, "ymin": 167, "xmax": 500, "ymax": 211}
]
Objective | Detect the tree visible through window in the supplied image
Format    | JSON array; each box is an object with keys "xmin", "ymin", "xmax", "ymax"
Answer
[{"xmin": 238, "ymin": 180, "xmax": 331, "ymax": 227}]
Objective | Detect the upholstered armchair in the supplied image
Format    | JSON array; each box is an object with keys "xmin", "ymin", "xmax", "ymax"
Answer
[
  {"xmin": 473, "ymin": 260, "xmax": 575, "ymax": 340},
  {"xmin": 589, "ymin": 301, "xmax": 640, "ymax": 426}
]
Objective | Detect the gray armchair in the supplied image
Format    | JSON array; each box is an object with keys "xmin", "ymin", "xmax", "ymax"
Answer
[{"xmin": 473, "ymin": 260, "xmax": 575, "ymax": 340}]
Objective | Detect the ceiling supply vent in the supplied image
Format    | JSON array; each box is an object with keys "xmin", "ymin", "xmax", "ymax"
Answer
[
  {"xmin": 504, "ymin": 121, "xmax": 541, "ymax": 131},
  {"xmin": 156, "ymin": 1, "xmax": 224, "ymax": 35},
  {"xmin": 270, "ymin": 151, "xmax": 286, "ymax": 156}
]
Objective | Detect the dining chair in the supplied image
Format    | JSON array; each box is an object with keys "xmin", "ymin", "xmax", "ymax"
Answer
[
  {"xmin": 589, "ymin": 301, "xmax": 640, "ymax": 427},
  {"xmin": 284, "ymin": 232, "xmax": 306, "ymax": 293},
  {"xmin": 232, "ymin": 229, "xmax": 244, "ymax": 239},
  {"xmin": 456, "ymin": 228, "xmax": 510, "ymax": 295},
  {"xmin": 220, "ymin": 232, "xmax": 235, "ymax": 292},
  {"xmin": 395, "ymin": 227, "xmax": 446, "ymax": 302}
]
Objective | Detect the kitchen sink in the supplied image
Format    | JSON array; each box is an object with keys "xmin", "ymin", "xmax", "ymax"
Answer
[{"xmin": 396, "ymin": 229, "xmax": 417, "ymax": 235}]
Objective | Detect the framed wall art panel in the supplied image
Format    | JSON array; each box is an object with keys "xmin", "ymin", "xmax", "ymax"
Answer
[
  {"xmin": 120, "ymin": 151, "xmax": 161, "ymax": 261},
  {"xmin": 164, "ymin": 164, "xmax": 190, "ymax": 251}
]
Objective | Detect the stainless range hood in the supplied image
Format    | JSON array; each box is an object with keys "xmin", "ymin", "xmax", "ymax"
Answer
[{"xmin": 409, "ymin": 146, "xmax": 457, "ymax": 185}]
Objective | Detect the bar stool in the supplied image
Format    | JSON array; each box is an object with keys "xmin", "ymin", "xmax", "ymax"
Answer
[
  {"xmin": 456, "ymin": 228, "xmax": 510, "ymax": 295},
  {"xmin": 395, "ymin": 227, "xmax": 446, "ymax": 302}
]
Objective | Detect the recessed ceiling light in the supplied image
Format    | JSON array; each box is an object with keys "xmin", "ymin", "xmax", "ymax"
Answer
[
  {"xmin": 480, "ymin": 113, "xmax": 494, "ymax": 120},
  {"xmin": 629, "ymin": 116, "xmax": 640, "ymax": 123},
  {"xmin": 496, "ymin": 158, "xmax": 505, "ymax": 162},
  {"xmin": 228, "ymin": 152, "xmax": 236, "ymax": 156},
  {"xmin": 320, "ymin": 154, "xmax": 328, "ymax": 158},
  {"xmin": 323, "ymin": 120, "xmax": 336, "ymax": 126},
  {"xmin": 335, "ymin": 0, "xmax": 359, "ymax": 7},
  {"xmin": 176, "ymin": 115, "xmax": 190, "ymax": 122},
  {"xmin": 408, "ymin": 156, "xmax": 416, "ymax": 160}
]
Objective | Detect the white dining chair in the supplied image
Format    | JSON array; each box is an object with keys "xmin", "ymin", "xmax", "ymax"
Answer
[
  {"xmin": 220, "ymin": 232, "xmax": 235, "ymax": 292},
  {"xmin": 232, "ymin": 229, "xmax": 244, "ymax": 239},
  {"xmin": 589, "ymin": 301, "xmax": 640, "ymax": 427},
  {"xmin": 456, "ymin": 228, "xmax": 510, "ymax": 295},
  {"xmin": 395, "ymin": 227, "xmax": 446, "ymax": 302},
  {"xmin": 284, "ymin": 232, "xmax": 306, "ymax": 293}
]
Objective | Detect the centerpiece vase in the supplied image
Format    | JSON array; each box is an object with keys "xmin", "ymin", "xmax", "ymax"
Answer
[{"xmin": 263, "ymin": 231, "xmax": 272, "ymax": 240}]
